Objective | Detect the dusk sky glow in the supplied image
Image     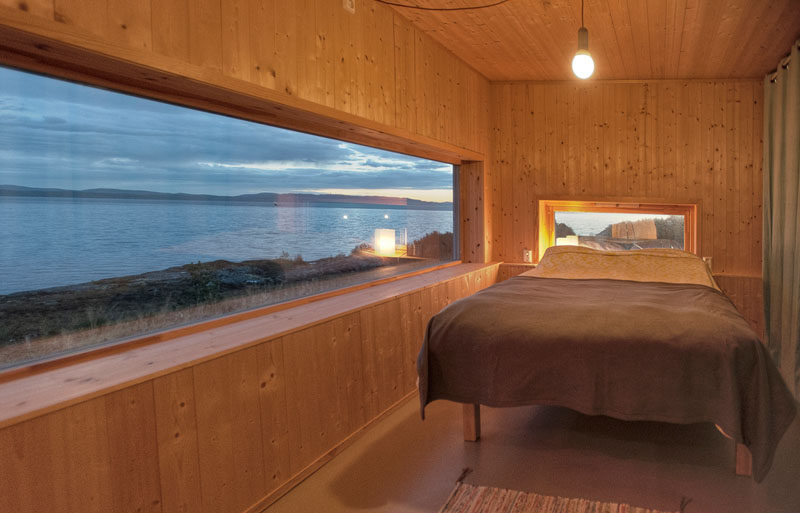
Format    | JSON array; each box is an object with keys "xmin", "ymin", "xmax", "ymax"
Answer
[{"xmin": 0, "ymin": 66, "xmax": 453, "ymax": 203}]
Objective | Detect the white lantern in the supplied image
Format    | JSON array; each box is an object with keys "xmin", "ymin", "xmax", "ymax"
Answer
[{"xmin": 374, "ymin": 228, "xmax": 396, "ymax": 256}]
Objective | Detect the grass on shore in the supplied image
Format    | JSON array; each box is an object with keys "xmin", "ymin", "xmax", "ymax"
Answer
[{"xmin": 0, "ymin": 258, "xmax": 440, "ymax": 369}]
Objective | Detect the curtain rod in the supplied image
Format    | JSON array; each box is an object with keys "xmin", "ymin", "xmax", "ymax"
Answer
[{"xmin": 768, "ymin": 43, "xmax": 799, "ymax": 83}]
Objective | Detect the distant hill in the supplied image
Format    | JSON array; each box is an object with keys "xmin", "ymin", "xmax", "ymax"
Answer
[{"xmin": 0, "ymin": 185, "xmax": 453, "ymax": 211}]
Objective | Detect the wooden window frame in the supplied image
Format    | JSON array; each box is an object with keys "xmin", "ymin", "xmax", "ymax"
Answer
[
  {"xmin": 0, "ymin": 26, "xmax": 472, "ymax": 379},
  {"xmin": 538, "ymin": 199, "xmax": 698, "ymax": 261}
]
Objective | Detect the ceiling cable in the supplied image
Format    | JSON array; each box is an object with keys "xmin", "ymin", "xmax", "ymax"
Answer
[
  {"xmin": 374, "ymin": 0, "xmax": 509, "ymax": 11},
  {"xmin": 581, "ymin": 0, "xmax": 585, "ymax": 26}
]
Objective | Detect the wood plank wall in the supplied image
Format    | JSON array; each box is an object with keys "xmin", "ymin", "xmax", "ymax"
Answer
[
  {"xmin": 715, "ymin": 274, "xmax": 765, "ymax": 339},
  {"xmin": 0, "ymin": 6, "xmax": 496, "ymax": 512},
  {"xmin": 0, "ymin": 265, "xmax": 499, "ymax": 513},
  {"xmin": 0, "ymin": 0, "xmax": 489, "ymax": 156},
  {"xmin": 489, "ymin": 80, "xmax": 764, "ymax": 329},
  {"xmin": 459, "ymin": 161, "xmax": 491, "ymax": 263}
]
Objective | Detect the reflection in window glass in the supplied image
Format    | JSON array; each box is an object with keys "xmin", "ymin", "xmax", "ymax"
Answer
[
  {"xmin": 0, "ymin": 66, "xmax": 454, "ymax": 369},
  {"xmin": 554, "ymin": 211, "xmax": 685, "ymax": 250}
]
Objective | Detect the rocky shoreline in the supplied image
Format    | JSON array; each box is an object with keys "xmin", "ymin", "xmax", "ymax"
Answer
[{"xmin": 0, "ymin": 252, "xmax": 412, "ymax": 345}]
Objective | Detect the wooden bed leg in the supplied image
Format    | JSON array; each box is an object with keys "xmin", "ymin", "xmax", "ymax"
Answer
[
  {"xmin": 735, "ymin": 443, "xmax": 752, "ymax": 477},
  {"xmin": 463, "ymin": 404, "xmax": 481, "ymax": 441}
]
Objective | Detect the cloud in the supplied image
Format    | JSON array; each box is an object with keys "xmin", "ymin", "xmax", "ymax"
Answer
[{"xmin": 0, "ymin": 66, "xmax": 453, "ymax": 199}]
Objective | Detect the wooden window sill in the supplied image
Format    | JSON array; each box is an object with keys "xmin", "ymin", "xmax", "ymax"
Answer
[{"xmin": 0, "ymin": 262, "xmax": 495, "ymax": 429}]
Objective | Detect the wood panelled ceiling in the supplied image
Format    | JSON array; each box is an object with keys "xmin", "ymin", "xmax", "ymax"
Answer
[{"xmin": 388, "ymin": 0, "xmax": 800, "ymax": 81}]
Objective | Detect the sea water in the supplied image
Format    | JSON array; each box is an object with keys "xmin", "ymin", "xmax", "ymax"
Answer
[{"xmin": 0, "ymin": 196, "xmax": 453, "ymax": 295}]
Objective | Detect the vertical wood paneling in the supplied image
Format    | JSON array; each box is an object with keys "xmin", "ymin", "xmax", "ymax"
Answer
[
  {"xmin": 151, "ymin": 0, "xmax": 190, "ymax": 61},
  {"xmin": 0, "ymin": 398, "xmax": 114, "ymax": 512},
  {"xmin": 460, "ymin": 161, "xmax": 488, "ymax": 263},
  {"xmin": 105, "ymin": 0, "xmax": 151, "ymax": 50},
  {"xmin": 256, "ymin": 339, "xmax": 291, "ymax": 492},
  {"xmin": 311, "ymin": 320, "xmax": 348, "ymax": 451},
  {"xmin": 221, "ymin": 0, "xmax": 251, "ymax": 81},
  {"xmin": 490, "ymin": 80, "xmax": 762, "ymax": 331},
  {"xmin": 363, "ymin": 0, "xmax": 395, "ymax": 126},
  {"xmin": 194, "ymin": 347, "xmax": 265, "ymax": 513},
  {"xmin": 0, "ymin": 414, "xmax": 57, "ymax": 512},
  {"xmin": 398, "ymin": 291, "xmax": 423, "ymax": 391},
  {"xmin": 360, "ymin": 299, "xmax": 404, "ymax": 417},
  {"xmin": 104, "ymin": 382, "xmax": 162, "ymax": 513},
  {"xmin": 272, "ymin": 0, "xmax": 297, "ymax": 96},
  {"xmin": 312, "ymin": 0, "xmax": 336, "ymax": 108},
  {"xmin": 153, "ymin": 368, "xmax": 203, "ymax": 513},
  {"xmin": 187, "ymin": 0, "xmax": 222, "ymax": 70},
  {"xmin": 0, "ymin": 0, "xmax": 53, "ymax": 17},
  {"xmin": 489, "ymin": 80, "xmax": 762, "ymax": 278},
  {"xmin": 53, "ymin": 0, "xmax": 107, "ymax": 38},
  {"xmin": 1, "ymin": 0, "xmax": 490, "ymax": 155},
  {"xmin": 46, "ymin": 398, "xmax": 115, "ymax": 512},
  {"xmin": 248, "ymin": 0, "xmax": 277, "ymax": 89},
  {"xmin": 333, "ymin": 0, "xmax": 358, "ymax": 115},
  {"xmin": 283, "ymin": 326, "xmax": 326, "ymax": 474},
  {"xmin": 715, "ymin": 275, "xmax": 765, "ymax": 339},
  {"xmin": 393, "ymin": 13, "xmax": 417, "ymax": 133},
  {"xmin": 750, "ymin": 83, "xmax": 764, "ymax": 274},
  {"xmin": 0, "ymin": 266, "xmax": 497, "ymax": 513},
  {"xmin": 334, "ymin": 313, "xmax": 368, "ymax": 432}
]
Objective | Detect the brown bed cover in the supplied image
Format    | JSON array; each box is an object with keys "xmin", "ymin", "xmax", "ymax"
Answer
[{"xmin": 417, "ymin": 276, "xmax": 796, "ymax": 482}]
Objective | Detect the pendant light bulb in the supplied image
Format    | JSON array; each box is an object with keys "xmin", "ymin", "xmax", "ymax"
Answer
[{"xmin": 572, "ymin": 26, "xmax": 594, "ymax": 79}]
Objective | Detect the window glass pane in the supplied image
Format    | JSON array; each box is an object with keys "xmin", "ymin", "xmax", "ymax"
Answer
[
  {"xmin": 0, "ymin": 66, "xmax": 454, "ymax": 369},
  {"xmin": 554, "ymin": 211, "xmax": 684, "ymax": 250}
]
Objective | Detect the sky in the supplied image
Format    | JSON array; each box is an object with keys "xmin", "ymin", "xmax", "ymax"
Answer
[{"xmin": 0, "ymin": 66, "xmax": 453, "ymax": 203}]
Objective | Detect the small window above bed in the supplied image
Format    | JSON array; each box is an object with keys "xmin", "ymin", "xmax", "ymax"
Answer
[{"xmin": 538, "ymin": 200, "xmax": 697, "ymax": 261}]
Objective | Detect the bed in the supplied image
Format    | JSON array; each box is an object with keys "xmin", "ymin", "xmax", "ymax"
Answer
[{"xmin": 417, "ymin": 246, "xmax": 796, "ymax": 482}]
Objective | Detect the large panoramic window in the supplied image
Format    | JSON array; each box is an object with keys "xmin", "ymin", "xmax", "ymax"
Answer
[
  {"xmin": 0, "ymin": 66, "xmax": 455, "ymax": 369},
  {"xmin": 538, "ymin": 200, "xmax": 696, "ymax": 258}
]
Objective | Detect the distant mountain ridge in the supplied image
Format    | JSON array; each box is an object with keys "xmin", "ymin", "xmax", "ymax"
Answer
[{"xmin": 0, "ymin": 185, "xmax": 452, "ymax": 210}]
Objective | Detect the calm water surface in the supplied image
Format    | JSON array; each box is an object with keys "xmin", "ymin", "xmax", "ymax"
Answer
[{"xmin": 0, "ymin": 197, "xmax": 453, "ymax": 294}]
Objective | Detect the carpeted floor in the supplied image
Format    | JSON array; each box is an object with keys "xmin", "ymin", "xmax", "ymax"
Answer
[{"xmin": 439, "ymin": 482, "xmax": 680, "ymax": 513}]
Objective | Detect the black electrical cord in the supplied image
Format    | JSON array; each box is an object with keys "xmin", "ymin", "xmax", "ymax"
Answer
[
  {"xmin": 581, "ymin": 0, "xmax": 584, "ymax": 26},
  {"xmin": 374, "ymin": 0, "xmax": 510, "ymax": 11}
]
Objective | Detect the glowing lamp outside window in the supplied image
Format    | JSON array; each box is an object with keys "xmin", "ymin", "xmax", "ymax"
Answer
[
  {"xmin": 556, "ymin": 235, "xmax": 579, "ymax": 246},
  {"xmin": 374, "ymin": 228, "xmax": 396, "ymax": 256}
]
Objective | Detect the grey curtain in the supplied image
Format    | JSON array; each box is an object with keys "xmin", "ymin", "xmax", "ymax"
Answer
[{"xmin": 763, "ymin": 39, "xmax": 800, "ymax": 400}]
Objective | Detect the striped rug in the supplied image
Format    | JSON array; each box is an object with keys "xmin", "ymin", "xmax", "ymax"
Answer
[{"xmin": 439, "ymin": 482, "xmax": 679, "ymax": 513}]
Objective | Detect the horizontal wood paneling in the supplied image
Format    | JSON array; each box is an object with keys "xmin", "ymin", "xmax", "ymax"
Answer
[
  {"xmin": 0, "ymin": 264, "xmax": 499, "ymax": 513},
  {"xmin": 0, "ymin": 0, "xmax": 489, "ymax": 156},
  {"xmin": 489, "ymin": 80, "xmax": 763, "ymax": 278},
  {"xmin": 392, "ymin": 0, "xmax": 800, "ymax": 81}
]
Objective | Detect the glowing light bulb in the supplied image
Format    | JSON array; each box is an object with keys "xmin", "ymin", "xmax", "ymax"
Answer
[
  {"xmin": 571, "ymin": 50, "xmax": 594, "ymax": 79},
  {"xmin": 572, "ymin": 25, "xmax": 594, "ymax": 80}
]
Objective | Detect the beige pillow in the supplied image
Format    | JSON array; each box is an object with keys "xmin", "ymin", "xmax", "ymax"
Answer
[{"xmin": 520, "ymin": 246, "xmax": 718, "ymax": 289}]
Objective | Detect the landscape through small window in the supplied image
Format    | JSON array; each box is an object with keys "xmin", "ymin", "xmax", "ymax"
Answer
[
  {"xmin": 0, "ymin": 66, "xmax": 455, "ymax": 369},
  {"xmin": 554, "ymin": 211, "xmax": 685, "ymax": 250},
  {"xmin": 538, "ymin": 200, "xmax": 696, "ymax": 259}
]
